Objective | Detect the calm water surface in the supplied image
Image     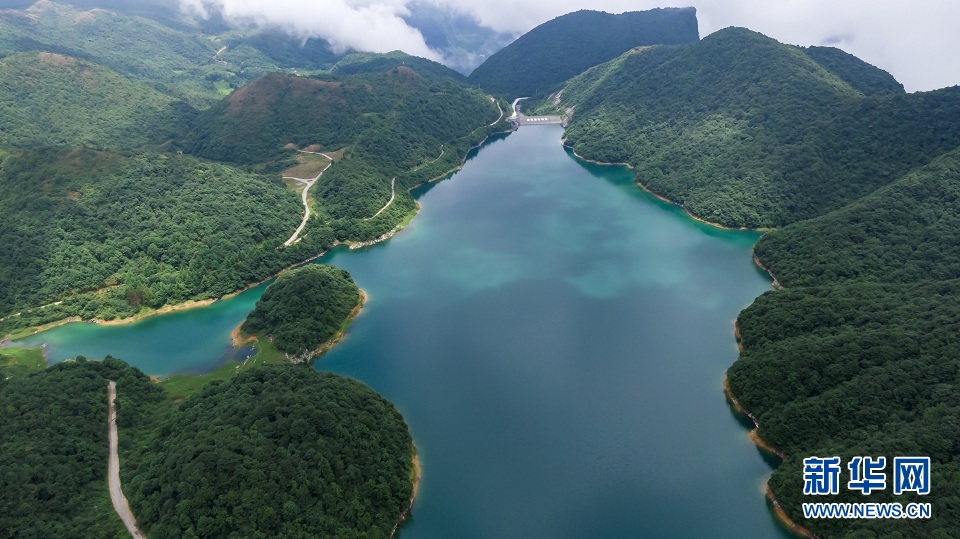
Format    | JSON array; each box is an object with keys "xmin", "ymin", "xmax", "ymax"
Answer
[{"xmin": 20, "ymin": 126, "xmax": 788, "ymax": 538}]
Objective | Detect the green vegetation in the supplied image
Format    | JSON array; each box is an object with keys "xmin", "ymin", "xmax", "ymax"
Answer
[
  {"xmin": 561, "ymin": 28, "xmax": 960, "ymax": 228},
  {"xmin": 0, "ymin": 51, "xmax": 193, "ymax": 150},
  {"xmin": 241, "ymin": 265, "xmax": 362, "ymax": 359},
  {"xmin": 466, "ymin": 8, "xmax": 699, "ymax": 100},
  {"xmin": 184, "ymin": 62, "xmax": 504, "ymax": 242},
  {"xmin": 724, "ymin": 96, "xmax": 960, "ymax": 538},
  {"xmin": 330, "ymin": 50, "xmax": 467, "ymax": 81},
  {"xmin": 0, "ymin": 356, "xmax": 165, "ymax": 537},
  {"xmin": 128, "ymin": 366, "xmax": 414, "ymax": 538},
  {"xmin": 0, "ymin": 1, "xmax": 345, "ymax": 107},
  {"xmin": 800, "ymin": 45, "xmax": 905, "ymax": 96},
  {"xmin": 1, "ymin": 357, "xmax": 415, "ymax": 537},
  {"xmin": 0, "ymin": 346, "xmax": 46, "ymax": 378},
  {"xmin": 0, "ymin": 148, "xmax": 342, "ymax": 336}
]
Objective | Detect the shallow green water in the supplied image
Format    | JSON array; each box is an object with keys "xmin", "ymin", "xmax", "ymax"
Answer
[{"xmin": 20, "ymin": 126, "xmax": 788, "ymax": 537}]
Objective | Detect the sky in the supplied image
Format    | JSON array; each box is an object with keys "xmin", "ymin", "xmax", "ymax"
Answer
[{"xmin": 178, "ymin": 0, "xmax": 959, "ymax": 92}]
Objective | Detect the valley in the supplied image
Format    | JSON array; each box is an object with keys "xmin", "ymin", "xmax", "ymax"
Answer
[{"xmin": 2, "ymin": 2, "xmax": 959, "ymax": 538}]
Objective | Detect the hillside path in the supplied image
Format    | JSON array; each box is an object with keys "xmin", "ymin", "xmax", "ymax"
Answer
[
  {"xmin": 107, "ymin": 381, "xmax": 145, "ymax": 539},
  {"xmin": 283, "ymin": 161, "xmax": 332, "ymax": 246},
  {"xmin": 488, "ymin": 97, "xmax": 504, "ymax": 126},
  {"xmin": 364, "ymin": 177, "xmax": 396, "ymax": 220}
]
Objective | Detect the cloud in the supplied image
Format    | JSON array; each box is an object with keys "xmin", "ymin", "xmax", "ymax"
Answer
[
  {"xmin": 182, "ymin": 0, "xmax": 960, "ymax": 92},
  {"xmin": 181, "ymin": 0, "xmax": 440, "ymax": 60}
]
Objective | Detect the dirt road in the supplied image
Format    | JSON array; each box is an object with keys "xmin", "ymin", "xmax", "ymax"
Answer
[{"xmin": 107, "ymin": 381, "xmax": 145, "ymax": 539}]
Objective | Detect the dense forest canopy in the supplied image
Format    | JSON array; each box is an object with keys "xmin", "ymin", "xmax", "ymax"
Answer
[
  {"xmin": 127, "ymin": 366, "xmax": 415, "ymax": 538},
  {"xmin": 0, "ymin": 357, "xmax": 165, "ymax": 537},
  {"xmin": 724, "ymin": 86, "xmax": 960, "ymax": 538},
  {"xmin": 0, "ymin": 148, "xmax": 338, "ymax": 335},
  {"xmin": 241, "ymin": 265, "xmax": 362, "ymax": 359},
  {"xmin": 0, "ymin": 51, "xmax": 193, "ymax": 150},
  {"xmin": 0, "ymin": 358, "xmax": 415, "ymax": 538},
  {"xmin": 559, "ymin": 27, "xmax": 960, "ymax": 228},
  {"xmin": 467, "ymin": 8, "xmax": 699, "ymax": 100}
]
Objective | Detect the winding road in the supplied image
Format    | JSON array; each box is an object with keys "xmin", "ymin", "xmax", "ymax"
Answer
[
  {"xmin": 107, "ymin": 381, "xmax": 145, "ymax": 539},
  {"xmin": 488, "ymin": 97, "xmax": 504, "ymax": 127},
  {"xmin": 283, "ymin": 160, "xmax": 332, "ymax": 246},
  {"xmin": 364, "ymin": 177, "xmax": 396, "ymax": 221}
]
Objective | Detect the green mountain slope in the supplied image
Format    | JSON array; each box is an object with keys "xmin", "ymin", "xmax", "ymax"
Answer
[
  {"xmin": 127, "ymin": 366, "xmax": 414, "ymax": 538},
  {"xmin": 467, "ymin": 8, "xmax": 699, "ymax": 99},
  {"xmin": 561, "ymin": 27, "xmax": 960, "ymax": 227},
  {"xmin": 185, "ymin": 61, "xmax": 505, "ymax": 236},
  {"xmin": 0, "ymin": 148, "xmax": 338, "ymax": 334},
  {"xmin": 0, "ymin": 1, "xmax": 346, "ymax": 106},
  {"xmin": 330, "ymin": 50, "xmax": 467, "ymax": 81},
  {"xmin": 0, "ymin": 357, "xmax": 165, "ymax": 537},
  {"xmin": 801, "ymin": 45, "xmax": 905, "ymax": 95},
  {"xmin": 754, "ymin": 148, "xmax": 960, "ymax": 287},
  {"xmin": 727, "ymin": 149, "xmax": 960, "ymax": 538},
  {"xmin": 0, "ymin": 51, "xmax": 192, "ymax": 150}
]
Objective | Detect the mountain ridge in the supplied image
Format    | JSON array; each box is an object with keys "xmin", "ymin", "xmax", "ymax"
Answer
[{"xmin": 467, "ymin": 8, "xmax": 699, "ymax": 99}]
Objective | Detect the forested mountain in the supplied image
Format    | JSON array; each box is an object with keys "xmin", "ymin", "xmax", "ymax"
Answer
[
  {"xmin": 241, "ymin": 265, "xmax": 362, "ymax": 359},
  {"xmin": 0, "ymin": 3, "xmax": 506, "ymax": 337},
  {"xmin": 466, "ymin": 8, "xmax": 699, "ymax": 99},
  {"xmin": 330, "ymin": 50, "xmax": 468, "ymax": 81},
  {"xmin": 800, "ymin": 45, "xmax": 905, "ymax": 96},
  {"xmin": 185, "ymin": 61, "xmax": 505, "ymax": 235},
  {"xmin": 0, "ymin": 357, "xmax": 164, "ymax": 537},
  {"xmin": 0, "ymin": 0, "xmax": 346, "ymax": 107},
  {"xmin": 1, "ymin": 358, "xmax": 415, "ymax": 537},
  {"xmin": 0, "ymin": 51, "xmax": 192, "ymax": 150},
  {"xmin": 559, "ymin": 27, "xmax": 960, "ymax": 228},
  {"xmin": 127, "ymin": 366, "xmax": 414, "ymax": 538},
  {"xmin": 728, "ymin": 148, "xmax": 960, "ymax": 537},
  {"xmin": 0, "ymin": 149, "xmax": 329, "ymax": 335}
]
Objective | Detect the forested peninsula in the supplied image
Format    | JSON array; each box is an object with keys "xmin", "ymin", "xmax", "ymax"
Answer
[
  {"xmin": 0, "ymin": 357, "xmax": 416, "ymax": 538},
  {"xmin": 239, "ymin": 264, "xmax": 363, "ymax": 362}
]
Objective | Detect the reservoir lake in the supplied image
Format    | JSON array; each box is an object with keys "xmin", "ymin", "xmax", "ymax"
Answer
[{"xmin": 20, "ymin": 125, "xmax": 790, "ymax": 538}]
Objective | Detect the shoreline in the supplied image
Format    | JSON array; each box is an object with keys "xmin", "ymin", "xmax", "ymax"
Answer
[
  {"xmin": 8, "ymin": 125, "xmax": 512, "ymax": 342},
  {"xmin": 766, "ymin": 486, "xmax": 819, "ymax": 539},
  {"xmin": 391, "ymin": 445, "xmax": 421, "ymax": 538},
  {"xmin": 566, "ymin": 137, "xmax": 806, "ymax": 536},
  {"xmin": 349, "ymin": 126, "xmax": 514, "ymax": 251},
  {"xmin": 564, "ymin": 144, "xmax": 769, "ymax": 232},
  {"xmin": 8, "ymin": 249, "xmax": 334, "ymax": 341},
  {"xmin": 753, "ymin": 253, "xmax": 783, "ymax": 290},
  {"xmin": 231, "ymin": 289, "xmax": 367, "ymax": 362}
]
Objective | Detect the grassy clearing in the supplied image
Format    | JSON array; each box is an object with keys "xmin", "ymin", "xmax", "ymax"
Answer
[
  {"xmin": 281, "ymin": 152, "xmax": 331, "ymax": 179},
  {"xmin": 159, "ymin": 338, "xmax": 287, "ymax": 401},
  {"xmin": 0, "ymin": 346, "xmax": 46, "ymax": 378},
  {"xmin": 213, "ymin": 80, "xmax": 233, "ymax": 96},
  {"xmin": 282, "ymin": 177, "xmax": 308, "ymax": 195}
]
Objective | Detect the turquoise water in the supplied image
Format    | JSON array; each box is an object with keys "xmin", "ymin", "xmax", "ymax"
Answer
[{"xmin": 19, "ymin": 126, "xmax": 787, "ymax": 537}]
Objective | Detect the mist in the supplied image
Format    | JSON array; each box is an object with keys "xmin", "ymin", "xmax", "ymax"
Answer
[{"xmin": 179, "ymin": 0, "xmax": 960, "ymax": 92}]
